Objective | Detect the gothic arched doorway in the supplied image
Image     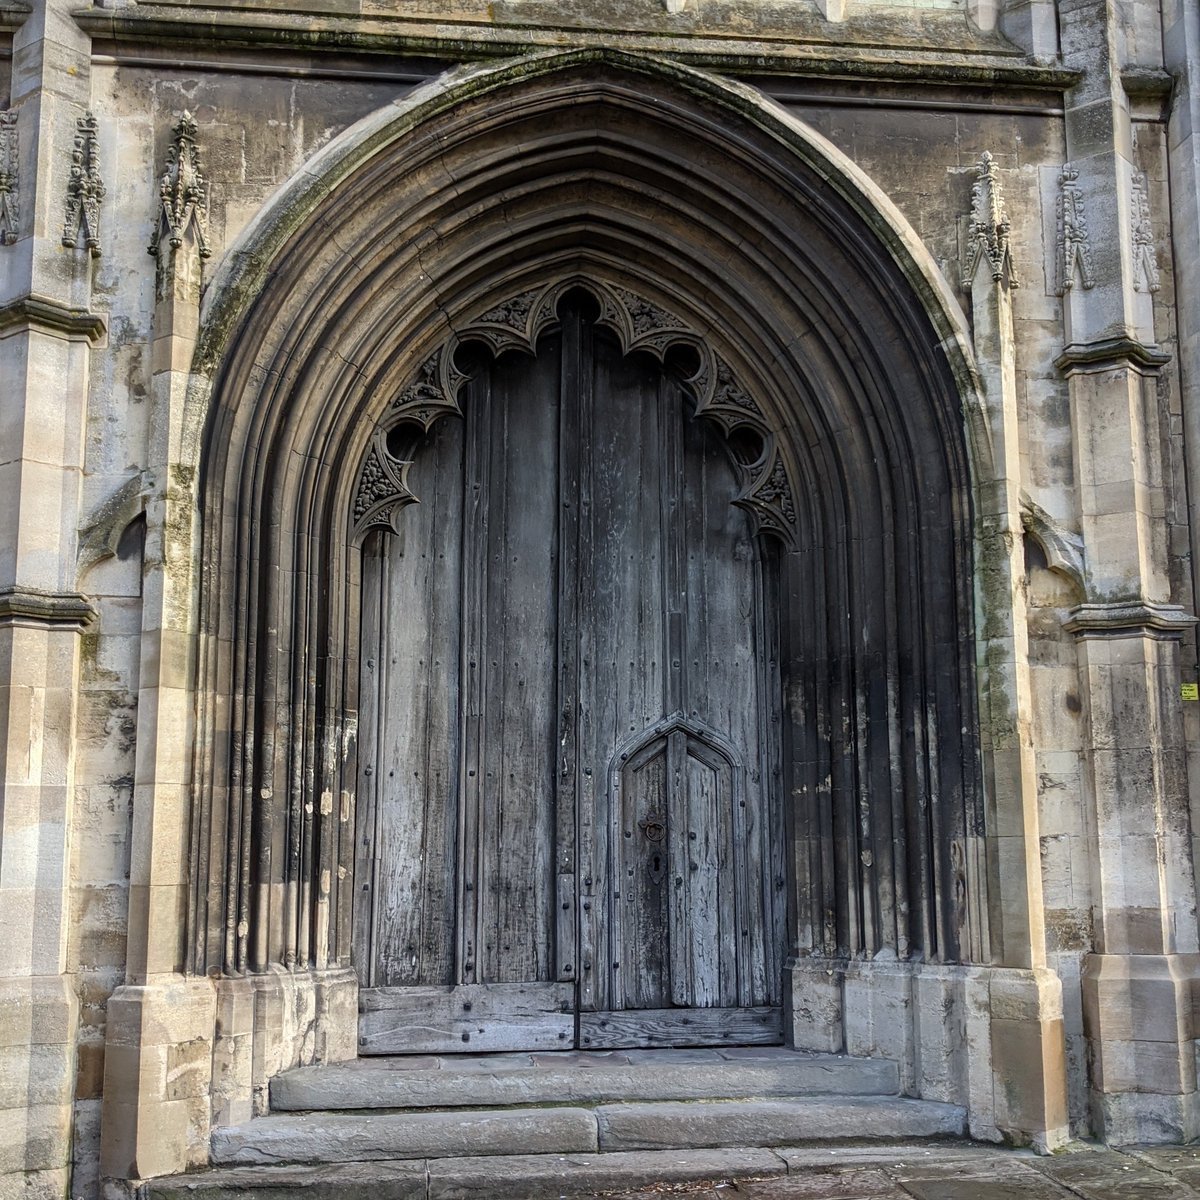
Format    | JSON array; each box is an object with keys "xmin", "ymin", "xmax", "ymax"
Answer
[
  {"xmin": 186, "ymin": 52, "xmax": 993, "ymax": 1101},
  {"xmin": 355, "ymin": 291, "xmax": 788, "ymax": 1052}
]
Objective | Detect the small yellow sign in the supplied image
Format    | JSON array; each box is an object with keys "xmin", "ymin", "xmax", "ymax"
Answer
[{"xmin": 1183, "ymin": 683, "xmax": 1199, "ymax": 702}]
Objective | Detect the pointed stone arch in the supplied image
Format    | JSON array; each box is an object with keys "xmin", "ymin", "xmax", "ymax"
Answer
[
  {"xmin": 110, "ymin": 51, "xmax": 1088, "ymax": 1154},
  {"xmin": 185, "ymin": 48, "xmax": 992, "ymax": 989}
]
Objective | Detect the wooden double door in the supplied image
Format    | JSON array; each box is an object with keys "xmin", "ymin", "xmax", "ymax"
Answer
[{"xmin": 357, "ymin": 303, "xmax": 785, "ymax": 1053}]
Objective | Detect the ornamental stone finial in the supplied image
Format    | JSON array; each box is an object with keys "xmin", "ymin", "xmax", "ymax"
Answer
[
  {"xmin": 1131, "ymin": 170, "xmax": 1160, "ymax": 294},
  {"xmin": 62, "ymin": 112, "xmax": 105, "ymax": 257},
  {"xmin": 1055, "ymin": 162, "xmax": 1095, "ymax": 295},
  {"xmin": 0, "ymin": 111, "xmax": 18, "ymax": 246},
  {"xmin": 963, "ymin": 151, "xmax": 1019, "ymax": 289},
  {"xmin": 149, "ymin": 110, "xmax": 211, "ymax": 263}
]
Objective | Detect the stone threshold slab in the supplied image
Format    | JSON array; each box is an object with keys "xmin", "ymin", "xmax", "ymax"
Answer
[{"xmin": 272, "ymin": 1047, "xmax": 899, "ymax": 1112}]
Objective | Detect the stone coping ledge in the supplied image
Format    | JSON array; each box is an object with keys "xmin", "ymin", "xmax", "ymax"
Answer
[
  {"xmin": 1054, "ymin": 336, "xmax": 1172, "ymax": 375},
  {"xmin": 75, "ymin": 5, "xmax": 1083, "ymax": 89},
  {"xmin": 0, "ymin": 3, "xmax": 29, "ymax": 31},
  {"xmin": 1062, "ymin": 600, "xmax": 1197, "ymax": 638},
  {"xmin": 0, "ymin": 586, "xmax": 97, "ymax": 630},
  {"xmin": 0, "ymin": 295, "xmax": 108, "ymax": 344}
]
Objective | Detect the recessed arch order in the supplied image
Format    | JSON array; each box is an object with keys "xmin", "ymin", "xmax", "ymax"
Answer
[{"xmin": 187, "ymin": 47, "xmax": 993, "ymax": 1001}]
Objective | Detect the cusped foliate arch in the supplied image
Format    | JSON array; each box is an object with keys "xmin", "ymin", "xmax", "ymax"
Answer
[
  {"xmin": 351, "ymin": 277, "xmax": 798, "ymax": 543},
  {"xmin": 187, "ymin": 48, "xmax": 989, "ymax": 980}
]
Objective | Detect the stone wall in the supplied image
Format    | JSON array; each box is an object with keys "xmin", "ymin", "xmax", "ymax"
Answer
[{"xmin": 1, "ymin": 0, "xmax": 1198, "ymax": 1194}]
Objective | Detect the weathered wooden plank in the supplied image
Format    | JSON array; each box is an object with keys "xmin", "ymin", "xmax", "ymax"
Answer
[
  {"xmin": 666, "ymin": 730, "xmax": 691, "ymax": 1008},
  {"xmin": 555, "ymin": 313, "xmax": 583, "ymax": 986},
  {"xmin": 579, "ymin": 1006, "xmax": 783, "ymax": 1050},
  {"xmin": 478, "ymin": 347, "xmax": 560, "ymax": 984},
  {"xmin": 686, "ymin": 746, "xmax": 726, "ymax": 1008},
  {"xmin": 458, "ymin": 371, "xmax": 492, "ymax": 986},
  {"xmin": 418, "ymin": 420, "xmax": 466, "ymax": 985},
  {"xmin": 620, "ymin": 738, "xmax": 670, "ymax": 1010},
  {"xmin": 574, "ymin": 314, "xmax": 600, "ymax": 1016},
  {"xmin": 359, "ymin": 983, "xmax": 575, "ymax": 1054},
  {"xmin": 355, "ymin": 532, "xmax": 386, "ymax": 987},
  {"xmin": 556, "ymin": 872, "xmax": 577, "ymax": 983},
  {"xmin": 373, "ymin": 419, "xmax": 464, "ymax": 987}
]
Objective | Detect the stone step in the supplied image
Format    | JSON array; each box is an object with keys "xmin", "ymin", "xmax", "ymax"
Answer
[
  {"xmin": 144, "ymin": 1147, "xmax": 789, "ymax": 1199},
  {"xmin": 271, "ymin": 1046, "xmax": 900, "ymax": 1112},
  {"xmin": 210, "ymin": 1096, "xmax": 966, "ymax": 1168},
  {"xmin": 150, "ymin": 1141, "xmax": 1001, "ymax": 1199}
]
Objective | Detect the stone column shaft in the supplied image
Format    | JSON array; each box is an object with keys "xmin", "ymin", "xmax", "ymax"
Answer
[
  {"xmin": 1058, "ymin": 0, "xmax": 1200, "ymax": 1144},
  {"xmin": 0, "ymin": 0, "xmax": 103, "ymax": 1194},
  {"xmin": 100, "ymin": 160, "xmax": 218, "ymax": 1187},
  {"xmin": 963, "ymin": 157, "xmax": 1069, "ymax": 1150}
]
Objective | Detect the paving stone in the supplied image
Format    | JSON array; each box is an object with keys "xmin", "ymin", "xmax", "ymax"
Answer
[
  {"xmin": 211, "ymin": 1106, "xmax": 599, "ymax": 1165},
  {"xmin": 140, "ymin": 1160, "xmax": 428, "ymax": 1199},
  {"xmin": 1026, "ymin": 1150, "xmax": 1197, "ymax": 1198},
  {"xmin": 893, "ymin": 1175, "xmax": 1070, "ymax": 1199},
  {"xmin": 595, "ymin": 1099, "xmax": 965, "ymax": 1152},
  {"xmin": 733, "ymin": 1166, "xmax": 906, "ymax": 1197},
  {"xmin": 425, "ymin": 1148, "xmax": 787, "ymax": 1198},
  {"xmin": 1130, "ymin": 1149, "xmax": 1200, "ymax": 1174}
]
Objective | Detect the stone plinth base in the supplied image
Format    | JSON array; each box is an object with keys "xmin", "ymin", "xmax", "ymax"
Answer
[
  {"xmin": 785, "ymin": 958, "xmax": 1069, "ymax": 1150},
  {"xmin": 1083, "ymin": 952, "xmax": 1200, "ymax": 1145},
  {"xmin": 100, "ymin": 967, "xmax": 357, "ymax": 1191},
  {"xmin": 0, "ymin": 975, "xmax": 78, "ymax": 1196}
]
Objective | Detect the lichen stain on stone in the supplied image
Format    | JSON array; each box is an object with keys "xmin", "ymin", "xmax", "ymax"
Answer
[{"xmin": 1045, "ymin": 908, "xmax": 1093, "ymax": 952}]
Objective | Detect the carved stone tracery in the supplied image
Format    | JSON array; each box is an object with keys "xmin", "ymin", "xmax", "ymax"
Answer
[
  {"xmin": 353, "ymin": 278, "xmax": 798, "ymax": 543},
  {"xmin": 352, "ymin": 439, "xmax": 414, "ymax": 533}
]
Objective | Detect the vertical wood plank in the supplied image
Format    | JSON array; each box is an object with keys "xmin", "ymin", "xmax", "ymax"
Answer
[
  {"xmin": 619, "ymin": 739, "xmax": 670, "ymax": 1009},
  {"xmin": 458, "ymin": 372, "xmax": 491, "ymax": 985},
  {"xmin": 419, "ymin": 423, "xmax": 466, "ymax": 985},
  {"xmin": 478, "ymin": 345, "xmax": 560, "ymax": 984},
  {"xmin": 574, "ymin": 308, "xmax": 601, "ymax": 1015},
  {"xmin": 374, "ymin": 418, "xmax": 465, "ymax": 986},
  {"xmin": 355, "ymin": 530, "xmax": 385, "ymax": 987},
  {"xmin": 556, "ymin": 311, "xmax": 583, "ymax": 986},
  {"xmin": 666, "ymin": 729, "xmax": 692, "ymax": 1007}
]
